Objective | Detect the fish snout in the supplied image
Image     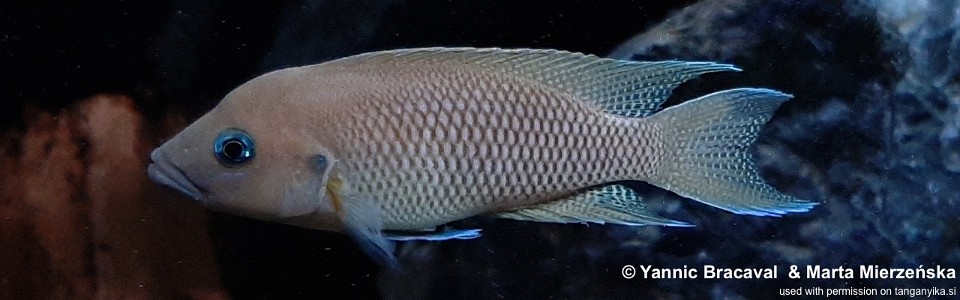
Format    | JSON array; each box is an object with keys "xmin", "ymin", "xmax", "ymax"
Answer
[{"xmin": 147, "ymin": 148, "xmax": 204, "ymax": 201}]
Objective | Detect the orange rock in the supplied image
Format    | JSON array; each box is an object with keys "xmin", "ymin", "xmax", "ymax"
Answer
[{"xmin": 0, "ymin": 94, "xmax": 229, "ymax": 299}]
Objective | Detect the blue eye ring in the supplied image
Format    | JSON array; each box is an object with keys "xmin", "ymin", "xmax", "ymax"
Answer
[{"xmin": 214, "ymin": 128, "xmax": 255, "ymax": 166}]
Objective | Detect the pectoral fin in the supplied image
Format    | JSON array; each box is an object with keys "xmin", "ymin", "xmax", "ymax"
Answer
[
  {"xmin": 327, "ymin": 176, "xmax": 399, "ymax": 270},
  {"xmin": 494, "ymin": 184, "xmax": 692, "ymax": 227},
  {"xmin": 384, "ymin": 228, "xmax": 482, "ymax": 241}
]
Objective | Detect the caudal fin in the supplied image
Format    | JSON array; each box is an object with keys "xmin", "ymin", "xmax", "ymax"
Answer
[{"xmin": 647, "ymin": 88, "xmax": 815, "ymax": 216}]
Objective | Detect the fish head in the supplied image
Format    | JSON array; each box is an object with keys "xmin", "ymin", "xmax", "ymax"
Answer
[{"xmin": 148, "ymin": 70, "xmax": 343, "ymax": 230}]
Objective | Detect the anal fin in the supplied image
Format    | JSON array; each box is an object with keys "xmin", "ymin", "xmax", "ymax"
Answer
[
  {"xmin": 384, "ymin": 228, "xmax": 482, "ymax": 241},
  {"xmin": 493, "ymin": 185, "xmax": 691, "ymax": 227}
]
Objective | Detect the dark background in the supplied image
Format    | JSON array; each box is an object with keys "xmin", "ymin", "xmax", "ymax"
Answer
[{"xmin": 0, "ymin": 0, "xmax": 692, "ymax": 130}]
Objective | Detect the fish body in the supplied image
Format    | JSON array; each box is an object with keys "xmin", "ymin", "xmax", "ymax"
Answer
[
  {"xmin": 147, "ymin": 48, "xmax": 814, "ymax": 266},
  {"xmin": 330, "ymin": 54, "xmax": 663, "ymax": 230}
]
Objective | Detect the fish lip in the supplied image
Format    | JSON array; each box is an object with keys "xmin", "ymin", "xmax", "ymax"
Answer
[{"xmin": 147, "ymin": 149, "xmax": 204, "ymax": 201}]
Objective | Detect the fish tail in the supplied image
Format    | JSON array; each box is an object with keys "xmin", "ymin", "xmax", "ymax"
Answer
[{"xmin": 646, "ymin": 88, "xmax": 815, "ymax": 216}]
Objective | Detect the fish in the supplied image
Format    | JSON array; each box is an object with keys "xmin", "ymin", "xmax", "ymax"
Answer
[{"xmin": 147, "ymin": 47, "xmax": 815, "ymax": 267}]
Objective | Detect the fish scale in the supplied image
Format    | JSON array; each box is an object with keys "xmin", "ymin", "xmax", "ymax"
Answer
[{"xmin": 338, "ymin": 64, "xmax": 654, "ymax": 229}]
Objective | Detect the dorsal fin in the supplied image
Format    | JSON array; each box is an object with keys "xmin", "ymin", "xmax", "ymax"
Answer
[{"xmin": 336, "ymin": 47, "xmax": 740, "ymax": 117}]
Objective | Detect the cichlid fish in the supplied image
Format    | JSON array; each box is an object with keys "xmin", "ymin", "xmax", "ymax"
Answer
[{"xmin": 147, "ymin": 47, "xmax": 815, "ymax": 267}]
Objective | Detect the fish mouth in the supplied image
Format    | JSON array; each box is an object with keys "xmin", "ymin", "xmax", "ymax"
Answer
[{"xmin": 147, "ymin": 149, "xmax": 204, "ymax": 201}]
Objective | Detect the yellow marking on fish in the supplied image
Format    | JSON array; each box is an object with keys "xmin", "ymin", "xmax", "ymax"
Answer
[{"xmin": 326, "ymin": 177, "xmax": 345, "ymax": 218}]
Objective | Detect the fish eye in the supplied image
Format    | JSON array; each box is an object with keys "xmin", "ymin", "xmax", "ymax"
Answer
[{"xmin": 214, "ymin": 128, "xmax": 255, "ymax": 166}]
